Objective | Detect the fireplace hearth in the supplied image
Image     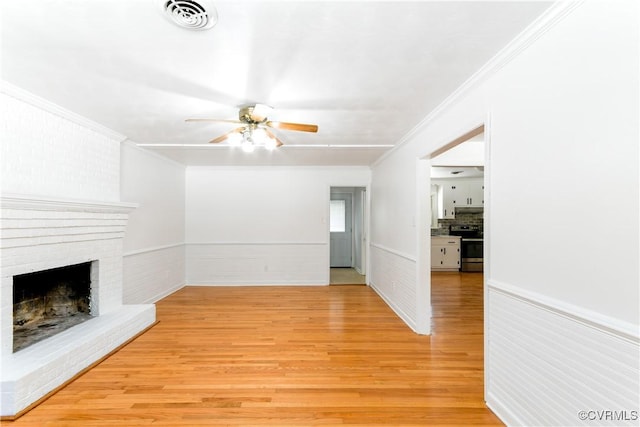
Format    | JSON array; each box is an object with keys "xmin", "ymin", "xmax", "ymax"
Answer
[
  {"xmin": 1, "ymin": 193, "xmax": 156, "ymax": 419},
  {"xmin": 13, "ymin": 262, "xmax": 94, "ymax": 352}
]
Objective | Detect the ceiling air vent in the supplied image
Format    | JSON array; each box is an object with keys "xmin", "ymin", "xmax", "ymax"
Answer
[{"xmin": 159, "ymin": 0, "xmax": 218, "ymax": 30}]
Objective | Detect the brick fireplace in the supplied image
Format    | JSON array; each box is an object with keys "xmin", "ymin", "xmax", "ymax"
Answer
[{"xmin": 0, "ymin": 194, "xmax": 156, "ymax": 418}]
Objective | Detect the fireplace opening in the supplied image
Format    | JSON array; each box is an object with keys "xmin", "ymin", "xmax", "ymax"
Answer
[{"xmin": 13, "ymin": 262, "xmax": 94, "ymax": 352}]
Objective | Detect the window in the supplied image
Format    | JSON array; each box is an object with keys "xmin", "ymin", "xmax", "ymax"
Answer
[{"xmin": 330, "ymin": 200, "xmax": 346, "ymax": 232}]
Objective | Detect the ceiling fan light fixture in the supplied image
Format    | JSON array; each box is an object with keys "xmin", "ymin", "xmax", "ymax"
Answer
[
  {"xmin": 241, "ymin": 140, "xmax": 255, "ymax": 153},
  {"xmin": 240, "ymin": 131, "xmax": 255, "ymax": 152},
  {"xmin": 264, "ymin": 135, "xmax": 278, "ymax": 151},
  {"xmin": 186, "ymin": 104, "xmax": 318, "ymax": 149}
]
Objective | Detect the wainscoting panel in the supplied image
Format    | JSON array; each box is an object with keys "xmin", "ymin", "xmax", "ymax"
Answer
[
  {"xmin": 486, "ymin": 282, "xmax": 640, "ymax": 426},
  {"xmin": 123, "ymin": 244, "xmax": 185, "ymax": 304},
  {"xmin": 186, "ymin": 243, "xmax": 327, "ymax": 285},
  {"xmin": 369, "ymin": 244, "xmax": 417, "ymax": 331}
]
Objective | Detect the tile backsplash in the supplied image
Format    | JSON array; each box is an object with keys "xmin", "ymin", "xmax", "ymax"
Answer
[{"xmin": 432, "ymin": 211, "xmax": 484, "ymax": 236}]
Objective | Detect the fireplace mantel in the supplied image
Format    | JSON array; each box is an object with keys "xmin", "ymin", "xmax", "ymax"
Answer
[{"xmin": 1, "ymin": 193, "xmax": 138, "ymax": 213}]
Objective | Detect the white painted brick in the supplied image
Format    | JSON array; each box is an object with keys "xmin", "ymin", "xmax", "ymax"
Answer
[
  {"xmin": 0, "ymin": 89, "xmax": 155, "ymax": 418},
  {"xmin": 123, "ymin": 245, "xmax": 185, "ymax": 304},
  {"xmin": 369, "ymin": 245, "xmax": 417, "ymax": 328},
  {"xmin": 1, "ymin": 93, "xmax": 120, "ymax": 201},
  {"xmin": 0, "ymin": 200, "xmax": 153, "ymax": 417},
  {"xmin": 185, "ymin": 243, "xmax": 326, "ymax": 285}
]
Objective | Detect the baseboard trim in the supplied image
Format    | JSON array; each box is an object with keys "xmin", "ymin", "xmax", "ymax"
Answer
[
  {"xmin": 141, "ymin": 281, "xmax": 185, "ymax": 304},
  {"xmin": 187, "ymin": 242, "xmax": 326, "ymax": 246},
  {"xmin": 369, "ymin": 280, "xmax": 418, "ymax": 333},
  {"xmin": 485, "ymin": 392, "xmax": 521, "ymax": 427},
  {"xmin": 186, "ymin": 281, "xmax": 327, "ymax": 287}
]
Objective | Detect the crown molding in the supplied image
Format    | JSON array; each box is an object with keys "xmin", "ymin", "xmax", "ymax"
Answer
[
  {"xmin": 122, "ymin": 140, "xmax": 187, "ymax": 170},
  {"xmin": 0, "ymin": 80, "xmax": 128, "ymax": 143},
  {"xmin": 372, "ymin": 0, "xmax": 585, "ymax": 167}
]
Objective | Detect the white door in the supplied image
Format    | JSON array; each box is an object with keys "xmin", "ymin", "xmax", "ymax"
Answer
[{"xmin": 330, "ymin": 194, "xmax": 353, "ymax": 267}]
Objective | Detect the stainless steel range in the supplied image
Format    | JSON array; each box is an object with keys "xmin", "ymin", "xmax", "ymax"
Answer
[{"xmin": 449, "ymin": 225, "xmax": 483, "ymax": 272}]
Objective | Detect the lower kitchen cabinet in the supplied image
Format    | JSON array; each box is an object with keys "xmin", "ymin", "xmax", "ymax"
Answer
[{"xmin": 431, "ymin": 236, "xmax": 461, "ymax": 271}]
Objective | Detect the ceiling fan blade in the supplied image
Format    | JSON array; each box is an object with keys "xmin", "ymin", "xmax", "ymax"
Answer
[
  {"xmin": 186, "ymin": 118, "xmax": 243, "ymax": 125},
  {"xmin": 209, "ymin": 127, "xmax": 244, "ymax": 144},
  {"xmin": 266, "ymin": 121, "xmax": 318, "ymax": 133},
  {"xmin": 264, "ymin": 129, "xmax": 284, "ymax": 147},
  {"xmin": 249, "ymin": 103, "xmax": 273, "ymax": 122}
]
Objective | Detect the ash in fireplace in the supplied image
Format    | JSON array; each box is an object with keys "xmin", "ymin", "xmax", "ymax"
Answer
[{"xmin": 13, "ymin": 263, "xmax": 93, "ymax": 352}]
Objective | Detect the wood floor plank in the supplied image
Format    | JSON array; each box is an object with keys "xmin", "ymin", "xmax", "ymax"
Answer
[{"xmin": 7, "ymin": 272, "xmax": 502, "ymax": 426}]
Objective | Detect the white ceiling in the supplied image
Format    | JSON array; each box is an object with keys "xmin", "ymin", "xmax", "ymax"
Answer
[
  {"xmin": 1, "ymin": 0, "xmax": 552, "ymax": 166},
  {"xmin": 432, "ymin": 133, "xmax": 485, "ymax": 167},
  {"xmin": 431, "ymin": 132, "xmax": 484, "ymax": 178}
]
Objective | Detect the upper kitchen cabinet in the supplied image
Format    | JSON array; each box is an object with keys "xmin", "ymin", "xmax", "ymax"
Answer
[
  {"xmin": 431, "ymin": 133, "xmax": 485, "ymax": 220},
  {"xmin": 466, "ymin": 180, "xmax": 484, "ymax": 207},
  {"xmin": 434, "ymin": 177, "xmax": 484, "ymax": 219}
]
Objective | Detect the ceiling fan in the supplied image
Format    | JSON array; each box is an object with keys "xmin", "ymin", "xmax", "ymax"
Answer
[{"xmin": 186, "ymin": 104, "xmax": 318, "ymax": 152}]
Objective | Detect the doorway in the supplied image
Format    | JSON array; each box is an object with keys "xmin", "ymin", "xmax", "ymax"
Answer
[
  {"xmin": 329, "ymin": 187, "xmax": 366, "ymax": 284},
  {"xmin": 415, "ymin": 124, "xmax": 488, "ymax": 333}
]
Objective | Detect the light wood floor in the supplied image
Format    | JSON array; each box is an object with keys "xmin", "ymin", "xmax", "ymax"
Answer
[{"xmin": 8, "ymin": 272, "xmax": 502, "ymax": 426}]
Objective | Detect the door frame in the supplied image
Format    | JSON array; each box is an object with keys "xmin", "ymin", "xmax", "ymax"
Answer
[
  {"xmin": 416, "ymin": 121, "xmax": 490, "ymax": 333},
  {"xmin": 327, "ymin": 185, "xmax": 369, "ymax": 283}
]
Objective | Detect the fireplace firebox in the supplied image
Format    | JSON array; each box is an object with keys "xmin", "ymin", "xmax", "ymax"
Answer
[{"xmin": 13, "ymin": 262, "xmax": 94, "ymax": 352}]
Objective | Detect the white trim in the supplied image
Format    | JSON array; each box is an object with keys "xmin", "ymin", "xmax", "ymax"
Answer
[
  {"xmin": 487, "ymin": 280, "xmax": 639, "ymax": 343},
  {"xmin": 482, "ymin": 112, "xmax": 493, "ymax": 402},
  {"xmin": 187, "ymin": 241, "xmax": 327, "ymax": 246},
  {"xmin": 140, "ymin": 281, "xmax": 185, "ymax": 304},
  {"xmin": 0, "ymin": 80, "xmax": 128, "ymax": 143},
  {"xmin": 369, "ymin": 280, "xmax": 418, "ymax": 333},
  {"xmin": 1, "ymin": 193, "xmax": 138, "ymax": 213},
  {"xmin": 369, "ymin": 242, "xmax": 416, "ymax": 262},
  {"xmin": 372, "ymin": 0, "xmax": 584, "ymax": 168},
  {"xmin": 123, "ymin": 242, "xmax": 185, "ymax": 257},
  {"xmin": 186, "ymin": 165, "xmax": 371, "ymax": 173},
  {"xmin": 122, "ymin": 140, "xmax": 187, "ymax": 169},
  {"xmin": 485, "ymin": 393, "xmax": 521, "ymax": 427},
  {"xmin": 187, "ymin": 280, "xmax": 326, "ymax": 287},
  {"xmin": 138, "ymin": 143, "xmax": 393, "ymax": 149}
]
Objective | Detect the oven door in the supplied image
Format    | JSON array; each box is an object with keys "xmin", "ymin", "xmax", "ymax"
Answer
[{"xmin": 460, "ymin": 238, "xmax": 483, "ymax": 272}]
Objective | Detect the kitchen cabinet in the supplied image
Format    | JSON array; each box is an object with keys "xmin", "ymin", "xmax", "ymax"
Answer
[
  {"xmin": 466, "ymin": 180, "xmax": 484, "ymax": 207},
  {"xmin": 435, "ymin": 178, "xmax": 484, "ymax": 219},
  {"xmin": 431, "ymin": 236, "xmax": 461, "ymax": 271}
]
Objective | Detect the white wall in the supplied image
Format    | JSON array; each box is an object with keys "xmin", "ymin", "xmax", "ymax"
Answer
[
  {"xmin": 1, "ymin": 85, "xmax": 122, "ymax": 201},
  {"xmin": 370, "ymin": 1, "xmax": 639, "ymax": 425},
  {"xmin": 185, "ymin": 166, "xmax": 370, "ymax": 285},
  {"xmin": 120, "ymin": 142, "xmax": 186, "ymax": 304}
]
